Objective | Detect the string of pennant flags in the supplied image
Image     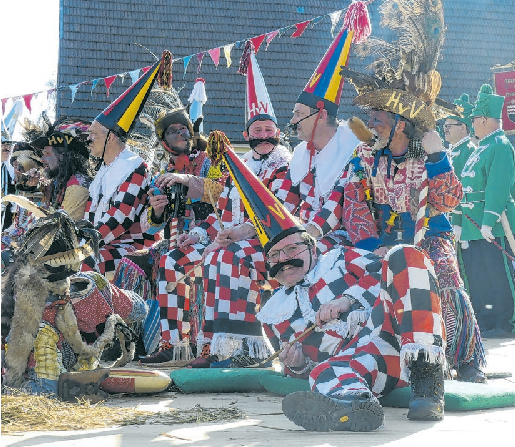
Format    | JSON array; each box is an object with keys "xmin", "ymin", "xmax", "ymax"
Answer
[{"xmin": 1, "ymin": 2, "xmax": 369, "ymax": 116}]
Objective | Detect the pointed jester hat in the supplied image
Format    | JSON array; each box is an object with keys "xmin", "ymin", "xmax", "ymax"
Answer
[
  {"xmin": 206, "ymin": 131, "xmax": 305, "ymax": 253},
  {"xmin": 238, "ymin": 41, "xmax": 277, "ymax": 129},
  {"xmin": 95, "ymin": 50, "xmax": 173, "ymax": 141}
]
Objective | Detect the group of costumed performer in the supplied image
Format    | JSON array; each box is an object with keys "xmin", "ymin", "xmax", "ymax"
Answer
[
  {"xmin": 1, "ymin": 204, "xmax": 146, "ymax": 399},
  {"xmin": 139, "ymin": 41, "xmax": 292, "ymax": 366},
  {"xmin": 339, "ymin": 0, "xmax": 486, "ymax": 382},
  {"xmin": 446, "ymin": 87, "xmax": 515, "ymax": 338},
  {"xmin": 208, "ymin": 105, "xmax": 446, "ymax": 431}
]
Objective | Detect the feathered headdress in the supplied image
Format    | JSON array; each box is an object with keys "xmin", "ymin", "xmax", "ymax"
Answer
[{"xmin": 341, "ymin": 0, "xmax": 461, "ymax": 130}]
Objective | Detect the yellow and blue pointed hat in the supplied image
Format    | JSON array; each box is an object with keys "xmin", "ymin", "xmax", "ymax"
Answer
[
  {"xmin": 296, "ymin": 26, "xmax": 354, "ymax": 117},
  {"xmin": 95, "ymin": 50, "xmax": 172, "ymax": 140},
  {"xmin": 206, "ymin": 131, "xmax": 305, "ymax": 253}
]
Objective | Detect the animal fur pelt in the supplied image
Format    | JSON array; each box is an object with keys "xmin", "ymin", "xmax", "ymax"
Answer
[
  {"xmin": 3, "ymin": 263, "xmax": 55, "ymax": 388},
  {"xmin": 348, "ymin": 116, "xmax": 375, "ymax": 145}
]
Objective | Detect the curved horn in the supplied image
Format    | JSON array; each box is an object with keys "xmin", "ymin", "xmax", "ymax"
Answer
[{"xmin": 1, "ymin": 195, "xmax": 49, "ymax": 218}]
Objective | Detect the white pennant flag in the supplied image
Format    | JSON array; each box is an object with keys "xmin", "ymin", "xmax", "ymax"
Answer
[{"xmin": 329, "ymin": 10, "xmax": 343, "ymax": 36}]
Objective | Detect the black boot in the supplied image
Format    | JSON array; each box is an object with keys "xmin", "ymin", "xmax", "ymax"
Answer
[
  {"xmin": 282, "ymin": 391, "xmax": 384, "ymax": 432},
  {"xmin": 407, "ymin": 353, "xmax": 445, "ymax": 421}
]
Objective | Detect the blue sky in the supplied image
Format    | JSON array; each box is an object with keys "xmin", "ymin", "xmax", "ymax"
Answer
[{"xmin": 0, "ymin": 0, "xmax": 59, "ymax": 99}]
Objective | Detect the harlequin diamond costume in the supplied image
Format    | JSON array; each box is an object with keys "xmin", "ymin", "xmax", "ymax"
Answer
[
  {"xmin": 140, "ymin": 44, "xmax": 291, "ymax": 366},
  {"xmin": 1, "ymin": 205, "xmax": 146, "ymax": 399},
  {"xmin": 219, "ymin": 118, "xmax": 447, "ymax": 430},
  {"xmin": 116, "ymin": 84, "xmax": 225, "ymax": 358},
  {"xmin": 274, "ymin": 6, "xmax": 364, "ymax": 255},
  {"xmin": 81, "ymin": 53, "xmax": 170, "ymax": 279},
  {"xmin": 30, "ymin": 118, "xmax": 93, "ymax": 220},
  {"xmin": 454, "ymin": 85, "xmax": 515, "ymax": 337},
  {"xmin": 340, "ymin": 0, "xmax": 485, "ymax": 381}
]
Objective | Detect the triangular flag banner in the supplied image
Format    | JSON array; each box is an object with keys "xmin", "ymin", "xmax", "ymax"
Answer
[
  {"xmin": 208, "ymin": 47, "xmax": 220, "ymax": 68},
  {"xmin": 234, "ymin": 41, "xmax": 243, "ymax": 49},
  {"xmin": 91, "ymin": 79, "xmax": 100, "ymax": 95},
  {"xmin": 250, "ymin": 34, "xmax": 266, "ymax": 53},
  {"xmin": 223, "ymin": 44, "xmax": 234, "ymax": 67},
  {"xmin": 104, "ymin": 75, "xmax": 117, "ymax": 97},
  {"xmin": 70, "ymin": 83, "xmax": 80, "ymax": 103},
  {"xmin": 310, "ymin": 16, "xmax": 324, "ymax": 27},
  {"xmin": 128, "ymin": 69, "xmax": 140, "ymax": 84},
  {"xmin": 196, "ymin": 52, "xmax": 205, "ymax": 74},
  {"xmin": 291, "ymin": 20, "xmax": 311, "ymax": 38},
  {"xmin": 118, "ymin": 73, "xmax": 126, "ymax": 84},
  {"xmin": 278, "ymin": 26, "xmax": 292, "ymax": 38},
  {"xmin": 2, "ymin": 98, "xmax": 8, "ymax": 115},
  {"xmin": 183, "ymin": 55, "xmax": 192, "ymax": 78},
  {"xmin": 142, "ymin": 66, "xmax": 152, "ymax": 74},
  {"xmin": 329, "ymin": 10, "xmax": 343, "ymax": 36},
  {"xmin": 47, "ymin": 88, "xmax": 56, "ymax": 99},
  {"xmin": 265, "ymin": 30, "xmax": 280, "ymax": 50}
]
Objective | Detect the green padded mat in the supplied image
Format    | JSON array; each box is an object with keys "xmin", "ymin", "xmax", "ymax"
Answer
[
  {"xmin": 171, "ymin": 369, "xmax": 515, "ymax": 411},
  {"xmin": 259, "ymin": 374, "xmax": 515, "ymax": 411}
]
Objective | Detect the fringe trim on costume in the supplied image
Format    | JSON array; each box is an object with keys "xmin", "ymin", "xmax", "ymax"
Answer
[
  {"xmin": 441, "ymin": 288, "xmax": 486, "ymax": 368},
  {"xmin": 210, "ymin": 333, "xmax": 271, "ymax": 359},
  {"xmin": 195, "ymin": 332, "xmax": 211, "ymax": 358},
  {"xmin": 55, "ymin": 305, "xmax": 135, "ymax": 369},
  {"xmin": 113, "ymin": 258, "xmax": 151, "ymax": 301},
  {"xmin": 4, "ymin": 263, "xmax": 52, "ymax": 388},
  {"xmin": 400, "ymin": 343, "xmax": 446, "ymax": 383}
]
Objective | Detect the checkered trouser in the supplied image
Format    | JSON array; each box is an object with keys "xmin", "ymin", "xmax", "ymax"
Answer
[
  {"xmin": 310, "ymin": 245, "xmax": 446, "ymax": 399},
  {"xmin": 157, "ymin": 243, "xmax": 206, "ymax": 345},
  {"xmin": 82, "ymin": 242, "xmax": 144, "ymax": 279}
]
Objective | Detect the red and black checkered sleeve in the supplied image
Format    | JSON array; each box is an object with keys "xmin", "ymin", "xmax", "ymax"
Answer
[
  {"xmin": 310, "ymin": 175, "xmax": 348, "ymax": 236},
  {"xmin": 275, "ymin": 169, "xmax": 301, "ymax": 215},
  {"xmin": 196, "ymin": 176, "xmax": 233, "ymax": 240},
  {"xmin": 93, "ymin": 163, "xmax": 151, "ymax": 245}
]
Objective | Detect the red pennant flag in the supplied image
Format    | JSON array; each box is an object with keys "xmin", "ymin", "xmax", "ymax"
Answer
[
  {"xmin": 141, "ymin": 65, "xmax": 152, "ymax": 74},
  {"xmin": 250, "ymin": 34, "xmax": 266, "ymax": 53},
  {"xmin": 23, "ymin": 94, "xmax": 34, "ymax": 112},
  {"xmin": 1, "ymin": 98, "xmax": 8, "ymax": 115},
  {"xmin": 208, "ymin": 47, "xmax": 220, "ymax": 67},
  {"xmin": 196, "ymin": 52, "xmax": 205, "ymax": 74},
  {"xmin": 291, "ymin": 20, "xmax": 311, "ymax": 38},
  {"xmin": 104, "ymin": 75, "xmax": 117, "ymax": 97}
]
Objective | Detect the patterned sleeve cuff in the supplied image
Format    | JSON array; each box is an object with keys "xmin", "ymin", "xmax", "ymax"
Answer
[{"xmin": 189, "ymin": 226, "xmax": 210, "ymax": 245}]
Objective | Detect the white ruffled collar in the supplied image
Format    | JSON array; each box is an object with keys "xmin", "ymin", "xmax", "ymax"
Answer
[{"xmin": 288, "ymin": 122, "xmax": 359, "ymax": 198}]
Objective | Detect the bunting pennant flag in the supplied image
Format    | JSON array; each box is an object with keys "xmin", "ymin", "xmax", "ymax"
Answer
[
  {"xmin": 2, "ymin": 98, "xmax": 8, "ymax": 115},
  {"xmin": 265, "ymin": 30, "xmax": 280, "ymax": 50},
  {"xmin": 196, "ymin": 52, "xmax": 205, "ymax": 74},
  {"xmin": 70, "ymin": 83, "xmax": 81, "ymax": 103},
  {"xmin": 250, "ymin": 34, "xmax": 266, "ymax": 53},
  {"xmin": 91, "ymin": 79, "xmax": 100, "ymax": 95},
  {"xmin": 329, "ymin": 10, "xmax": 343, "ymax": 36},
  {"xmin": 3, "ymin": 5, "xmax": 365, "ymax": 106},
  {"xmin": 23, "ymin": 94, "xmax": 33, "ymax": 112},
  {"xmin": 128, "ymin": 69, "xmax": 140, "ymax": 84},
  {"xmin": 208, "ymin": 47, "xmax": 220, "ymax": 68},
  {"xmin": 104, "ymin": 75, "xmax": 117, "ymax": 97},
  {"xmin": 183, "ymin": 55, "xmax": 192, "ymax": 78},
  {"xmin": 47, "ymin": 88, "xmax": 56, "ymax": 99},
  {"xmin": 291, "ymin": 20, "xmax": 311, "ymax": 38},
  {"xmin": 223, "ymin": 44, "xmax": 234, "ymax": 67}
]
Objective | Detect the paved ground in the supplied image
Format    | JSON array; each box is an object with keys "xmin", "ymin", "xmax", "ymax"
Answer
[{"xmin": 2, "ymin": 336, "xmax": 515, "ymax": 447}]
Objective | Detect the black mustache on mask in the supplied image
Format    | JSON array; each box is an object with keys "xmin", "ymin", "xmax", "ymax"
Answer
[
  {"xmin": 248, "ymin": 136, "xmax": 280, "ymax": 150},
  {"xmin": 269, "ymin": 258, "xmax": 304, "ymax": 278}
]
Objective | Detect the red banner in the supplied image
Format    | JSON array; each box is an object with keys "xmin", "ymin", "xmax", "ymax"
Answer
[{"xmin": 494, "ymin": 69, "xmax": 515, "ymax": 133}]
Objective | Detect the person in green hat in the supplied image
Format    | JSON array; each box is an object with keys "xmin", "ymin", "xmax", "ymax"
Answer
[
  {"xmin": 456, "ymin": 84, "xmax": 515, "ymax": 338},
  {"xmin": 443, "ymin": 94, "xmax": 476, "ymax": 240}
]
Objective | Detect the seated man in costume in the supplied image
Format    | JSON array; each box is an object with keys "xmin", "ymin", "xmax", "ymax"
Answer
[
  {"xmin": 81, "ymin": 54, "xmax": 172, "ymax": 279},
  {"xmin": 140, "ymin": 44, "xmax": 292, "ymax": 365},
  {"xmin": 219, "ymin": 141, "xmax": 446, "ymax": 431},
  {"xmin": 30, "ymin": 118, "xmax": 93, "ymax": 220},
  {"xmin": 1, "ymin": 205, "xmax": 146, "ymax": 399},
  {"xmin": 340, "ymin": 0, "xmax": 485, "ymax": 382}
]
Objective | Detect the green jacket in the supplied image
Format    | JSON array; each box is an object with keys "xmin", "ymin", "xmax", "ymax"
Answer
[
  {"xmin": 454, "ymin": 130, "xmax": 515, "ymax": 241},
  {"xmin": 449, "ymin": 137, "xmax": 476, "ymax": 228}
]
